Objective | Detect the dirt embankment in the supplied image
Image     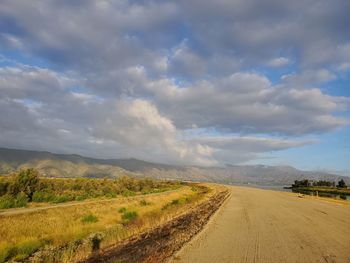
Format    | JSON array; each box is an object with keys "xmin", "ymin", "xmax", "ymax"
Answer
[{"xmin": 79, "ymin": 188, "xmax": 230, "ymax": 263}]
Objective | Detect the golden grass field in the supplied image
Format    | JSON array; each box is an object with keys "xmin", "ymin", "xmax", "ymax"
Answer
[{"xmin": 0, "ymin": 183, "xmax": 218, "ymax": 262}]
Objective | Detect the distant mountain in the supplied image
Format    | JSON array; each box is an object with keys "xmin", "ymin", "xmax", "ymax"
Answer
[{"xmin": 0, "ymin": 147, "xmax": 348, "ymax": 186}]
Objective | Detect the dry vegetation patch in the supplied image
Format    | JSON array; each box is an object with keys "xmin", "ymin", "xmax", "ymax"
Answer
[{"xmin": 0, "ymin": 180, "xmax": 219, "ymax": 263}]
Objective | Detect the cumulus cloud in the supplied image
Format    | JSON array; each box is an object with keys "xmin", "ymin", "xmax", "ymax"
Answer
[
  {"xmin": 0, "ymin": 0, "xmax": 349, "ymax": 166},
  {"xmin": 0, "ymin": 66, "xmax": 215, "ymax": 166},
  {"xmin": 126, "ymin": 70, "xmax": 348, "ymax": 135}
]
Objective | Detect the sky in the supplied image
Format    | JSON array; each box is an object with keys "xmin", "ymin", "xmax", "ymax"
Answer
[{"xmin": 0, "ymin": 0, "xmax": 349, "ymax": 173}]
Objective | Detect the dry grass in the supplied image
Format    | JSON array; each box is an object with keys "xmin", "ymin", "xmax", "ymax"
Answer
[{"xmin": 0, "ymin": 184, "xmax": 219, "ymax": 262}]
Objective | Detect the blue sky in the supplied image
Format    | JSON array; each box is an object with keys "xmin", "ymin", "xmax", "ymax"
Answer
[{"xmin": 0, "ymin": 0, "xmax": 349, "ymax": 174}]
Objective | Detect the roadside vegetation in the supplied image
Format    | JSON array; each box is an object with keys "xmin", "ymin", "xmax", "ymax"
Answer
[
  {"xmin": 0, "ymin": 168, "xmax": 180, "ymax": 209},
  {"xmin": 0, "ymin": 169, "xmax": 217, "ymax": 263},
  {"xmin": 290, "ymin": 179, "xmax": 349, "ymax": 195}
]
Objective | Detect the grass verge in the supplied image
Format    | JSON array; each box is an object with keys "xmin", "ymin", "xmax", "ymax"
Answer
[{"xmin": 0, "ymin": 183, "xmax": 215, "ymax": 262}]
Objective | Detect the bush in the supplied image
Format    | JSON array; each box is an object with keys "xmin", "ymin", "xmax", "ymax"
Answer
[
  {"xmin": 9, "ymin": 169, "xmax": 39, "ymax": 201},
  {"xmin": 121, "ymin": 211, "xmax": 138, "ymax": 224},
  {"xmin": 0, "ymin": 195, "xmax": 15, "ymax": 209},
  {"xmin": 162, "ymin": 198, "xmax": 187, "ymax": 210},
  {"xmin": 75, "ymin": 194, "xmax": 89, "ymax": 201},
  {"xmin": 32, "ymin": 191, "xmax": 55, "ymax": 202},
  {"xmin": 121, "ymin": 189, "xmax": 136, "ymax": 197},
  {"xmin": 81, "ymin": 214, "xmax": 98, "ymax": 223},
  {"xmin": 1, "ymin": 172, "xmax": 179, "ymax": 207},
  {"xmin": 0, "ymin": 194, "xmax": 28, "ymax": 209},
  {"xmin": 15, "ymin": 192, "xmax": 28, "ymax": 207},
  {"xmin": 118, "ymin": 207, "xmax": 127, "ymax": 213},
  {"xmin": 52, "ymin": 195, "xmax": 72, "ymax": 203},
  {"xmin": 0, "ymin": 181, "xmax": 10, "ymax": 196}
]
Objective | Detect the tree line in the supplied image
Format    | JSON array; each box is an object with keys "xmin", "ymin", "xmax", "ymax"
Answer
[{"xmin": 292, "ymin": 179, "xmax": 347, "ymax": 188}]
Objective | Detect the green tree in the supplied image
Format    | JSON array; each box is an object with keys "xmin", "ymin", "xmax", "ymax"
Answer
[
  {"xmin": 337, "ymin": 179, "xmax": 347, "ymax": 188},
  {"xmin": 10, "ymin": 169, "xmax": 40, "ymax": 201}
]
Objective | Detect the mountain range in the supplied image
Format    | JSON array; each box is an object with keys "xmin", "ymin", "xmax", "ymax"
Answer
[{"xmin": 0, "ymin": 147, "xmax": 348, "ymax": 186}]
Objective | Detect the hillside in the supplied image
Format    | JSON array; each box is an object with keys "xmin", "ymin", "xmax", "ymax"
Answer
[{"xmin": 0, "ymin": 147, "xmax": 348, "ymax": 185}]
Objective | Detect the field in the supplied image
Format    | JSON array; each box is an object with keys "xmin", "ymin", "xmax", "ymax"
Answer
[{"xmin": 0, "ymin": 171, "xmax": 216, "ymax": 263}]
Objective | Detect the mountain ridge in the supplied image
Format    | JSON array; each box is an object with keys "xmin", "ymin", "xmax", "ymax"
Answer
[{"xmin": 0, "ymin": 147, "xmax": 348, "ymax": 186}]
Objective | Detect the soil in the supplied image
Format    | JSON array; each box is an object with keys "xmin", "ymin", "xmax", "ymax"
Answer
[{"xmin": 172, "ymin": 186, "xmax": 350, "ymax": 263}]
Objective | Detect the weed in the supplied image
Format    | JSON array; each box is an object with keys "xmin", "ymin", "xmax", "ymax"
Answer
[
  {"xmin": 0, "ymin": 242, "xmax": 15, "ymax": 263},
  {"xmin": 81, "ymin": 214, "xmax": 98, "ymax": 223},
  {"xmin": 118, "ymin": 207, "xmax": 127, "ymax": 213},
  {"xmin": 139, "ymin": 199, "xmax": 151, "ymax": 206},
  {"xmin": 4, "ymin": 239, "xmax": 44, "ymax": 262},
  {"xmin": 121, "ymin": 211, "xmax": 138, "ymax": 224},
  {"xmin": 162, "ymin": 197, "xmax": 188, "ymax": 210}
]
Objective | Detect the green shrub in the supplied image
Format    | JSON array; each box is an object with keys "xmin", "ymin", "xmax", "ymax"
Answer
[
  {"xmin": 75, "ymin": 193, "xmax": 89, "ymax": 201},
  {"xmin": 15, "ymin": 192, "xmax": 28, "ymax": 207},
  {"xmin": 162, "ymin": 198, "xmax": 186, "ymax": 210},
  {"xmin": 121, "ymin": 189, "xmax": 136, "ymax": 197},
  {"xmin": 0, "ymin": 181, "xmax": 10, "ymax": 196},
  {"xmin": 1, "ymin": 171, "xmax": 179, "ymax": 207},
  {"xmin": 52, "ymin": 195, "xmax": 72, "ymax": 203},
  {"xmin": 81, "ymin": 214, "xmax": 98, "ymax": 223},
  {"xmin": 121, "ymin": 211, "xmax": 138, "ymax": 224},
  {"xmin": 32, "ymin": 191, "xmax": 55, "ymax": 202},
  {"xmin": 105, "ymin": 193, "xmax": 116, "ymax": 198},
  {"xmin": 10, "ymin": 169, "xmax": 39, "ymax": 201},
  {"xmin": 118, "ymin": 207, "xmax": 127, "ymax": 213},
  {"xmin": 0, "ymin": 193, "xmax": 28, "ymax": 209},
  {"xmin": 0, "ymin": 195, "xmax": 15, "ymax": 209}
]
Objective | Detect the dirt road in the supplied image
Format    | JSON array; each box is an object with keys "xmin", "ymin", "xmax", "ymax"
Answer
[{"xmin": 172, "ymin": 186, "xmax": 350, "ymax": 263}]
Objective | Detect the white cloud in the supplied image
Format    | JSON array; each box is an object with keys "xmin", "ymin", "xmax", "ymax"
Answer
[{"xmin": 132, "ymin": 71, "xmax": 348, "ymax": 135}]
